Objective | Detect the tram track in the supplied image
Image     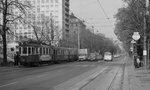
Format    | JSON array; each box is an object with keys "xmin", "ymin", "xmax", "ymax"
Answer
[
  {"xmin": 108, "ymin": 59, "xmax": 126, "ymax": 90},
  {"xmin": 78, "ymin": 56, "xmax": 126, "ymax": 90}
]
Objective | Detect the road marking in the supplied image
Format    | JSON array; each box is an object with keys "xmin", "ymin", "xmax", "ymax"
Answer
[
  {"xmin": 0, "ymin": 82, "xmax": 18, "ymax": 88},
  {"xmin": 67, "ymin": 66, "xmax": 108, "ymax": 90}
]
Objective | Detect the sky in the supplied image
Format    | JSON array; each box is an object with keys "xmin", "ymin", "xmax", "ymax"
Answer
[{"xmin": 70, "ymin": 0, "xmax": 124, "ymax": 39}]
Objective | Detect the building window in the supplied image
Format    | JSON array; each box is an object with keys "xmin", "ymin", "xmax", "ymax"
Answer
[
  {"xmin": 55, "ymin": 5, "xmax": 58, "ymax": 7},
  {"xmin": 55, "ymin": 0, "xmax": 58, "ymax": 3},
  {"xmin": 51, "ymin": 0, "xmax": 53, "ymax": 3},
  {"xmin": 51, "ymin": 5, "xmax": 53, "ymax": 7},
  {"xmin": 46, "ymin": 5, "xmax": 49, "ymax": 8},
  {"xmin": 37, "ymin": 0, "xmax": 40, "ymax": 2},
  {"xmin": 41, "ymin": 0, "xmax": 44, "ymax": 3},
  {"xmin": 46, "ymin": 0, "xmax": 49, "ymax": 3}
]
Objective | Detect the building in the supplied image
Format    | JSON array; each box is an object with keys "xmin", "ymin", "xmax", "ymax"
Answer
[
  {"xmin": 10, "ymin": 0, "xmax": 70, "ymax": 46},
  {"xmin": 68, "ymin": 13, "xmax": 86, "ymax": 48}
]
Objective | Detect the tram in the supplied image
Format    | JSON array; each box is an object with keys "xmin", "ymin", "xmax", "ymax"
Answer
[{"xmin": 18, "ymin": 41, "xmax": 78, "ymax": 66}]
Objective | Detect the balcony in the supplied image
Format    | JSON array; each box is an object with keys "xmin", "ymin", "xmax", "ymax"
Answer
[
  {"xmin": 65, "ymin": 8, "xmax": 69, "ymax": 12},
  {"xmin": 65, "ymin": 2, "xmax": 69, "ymax": 7}
]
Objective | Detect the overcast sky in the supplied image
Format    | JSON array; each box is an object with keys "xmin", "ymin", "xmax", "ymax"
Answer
[{"xmin": 70, "ymin": 0, "xmax": 124, "ymax": 39}]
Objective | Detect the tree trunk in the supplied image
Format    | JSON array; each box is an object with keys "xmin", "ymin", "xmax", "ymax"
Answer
[
  {"xmin": 2, "ymin": 0, "xmax": 8, "ymax": 65},
  {"xmin": 2, "ymin": 30, "xmax": 7, "ymax": 65}
]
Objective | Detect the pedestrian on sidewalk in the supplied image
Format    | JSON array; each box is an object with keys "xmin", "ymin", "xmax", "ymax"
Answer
[
  {"xmin": 14, "ymin": 52, "xmax": 20, "ymax": 66},
  {"xmin": 136, "ymin": 56, "xmax": 140, "ymax": 68},
  {"xmin": 134, "ymin": 55, "xmax": 138, "ymax": 68}
]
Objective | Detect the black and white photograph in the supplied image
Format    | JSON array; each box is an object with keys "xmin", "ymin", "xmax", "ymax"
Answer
[{"xmin": 0, "ymin": 0, "xmax": 150, "ymax": 90}]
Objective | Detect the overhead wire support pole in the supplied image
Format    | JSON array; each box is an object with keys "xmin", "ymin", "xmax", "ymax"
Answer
[{"xmin": 143, "ymin": 0, "xmax": 149, "ymax": 69}]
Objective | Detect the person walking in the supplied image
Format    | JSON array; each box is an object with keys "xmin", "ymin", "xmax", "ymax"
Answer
[
  {"xmin": 14, "ymin": 53, "xmax": 17, "ymax": 66},
  {"xmin": 134, "ymin": 55, "xmax": 138, "ymax": 68},
  {"xmin": 136, "ymin": 56, "xmax": 140, "ymax": 68},
  {"xmin": 14, "ymin": 52, "xmax": 20, "ymax": 66}
]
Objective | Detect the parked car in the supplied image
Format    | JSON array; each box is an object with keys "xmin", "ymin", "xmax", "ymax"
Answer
[
  {"xmin": 0, "ymin": 54, "xmax": 14, "ymax": 65},
  {"xmin": 88, "ymin": 53, "xmax": 97, "ymax": 61},
  {"xmin": 104, "ymin": 52, "xmax": 113, "ymax": 61},
  {"xmin": 96, "ymin": 54, "xmax": 103, "ymax": 60}
]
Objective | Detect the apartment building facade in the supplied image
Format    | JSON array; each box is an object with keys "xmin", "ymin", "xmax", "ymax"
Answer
[
  {"xmin": 8, "ymin": 0, "xmax": 70, "ymax": 46},
  {"xmin": 68, "ymin": 13, "xmax": 86, "ymax": 48}
]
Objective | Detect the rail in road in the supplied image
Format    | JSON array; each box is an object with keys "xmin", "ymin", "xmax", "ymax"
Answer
[
  {"xmin": 79, "ymin": 57, "xmax": 126, "ymax": 90},
  {"xmin": 54, "ymin": 56, "xmax": 126, "ymax": 90}
]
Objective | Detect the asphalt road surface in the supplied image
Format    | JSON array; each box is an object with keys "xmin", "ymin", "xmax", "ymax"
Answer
[{"xmin": 0, "ymin": 55, "xmax": 125, "ymax": 90}]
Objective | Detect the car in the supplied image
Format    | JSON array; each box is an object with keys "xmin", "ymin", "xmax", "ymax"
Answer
[
  {"xmin": 0, "ymin": 54, "xmax": 15, "ymax": 65},
  {"xmin": 104, "ymin": 52, "xmax": 113, "ymax": 61},
  {"xmin": 96, "ymin": 54, "xmax": 103, "ymax": 60},
  {"xmin": 78, "ymin": 55, "xmax": 87, "ymax": 61}
]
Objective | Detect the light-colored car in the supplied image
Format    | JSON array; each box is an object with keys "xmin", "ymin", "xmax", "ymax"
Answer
[
  {"xmin": 104, "ymin": 52, "xmax": 113, "ymax": 61},
  {"xmin": 79, "ymin": 55, "xmax": 87, "ymax": 61},
  {"xmin": 0, "ymin": 54, "xmax": 14, "ymax": 65}
]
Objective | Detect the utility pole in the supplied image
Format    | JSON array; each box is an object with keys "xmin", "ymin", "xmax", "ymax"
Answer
[
  {"xmin": 91, "ymin": 26, "xmax": 94, "ymax": 52},
  {"xmin": 143, "ymin": 0, "xmax": 149, "ymax": 69},
  {"xmin": 75, "ymin": 19, "xmax": 80, "ymax": 49}
]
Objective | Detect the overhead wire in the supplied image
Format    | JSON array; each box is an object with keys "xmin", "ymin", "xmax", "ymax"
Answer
[
  {"xmin": 96, "ymin": 0, "xmax": 113, "ymax": 25},
  {"xmin": 59, "ymin": 0, "xmax": 115, "ymax": 29}
]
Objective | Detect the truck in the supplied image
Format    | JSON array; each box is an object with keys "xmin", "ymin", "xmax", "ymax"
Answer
[{"xmin": 78, "ymin": 49, "xmax": 89, "ymax": 61}]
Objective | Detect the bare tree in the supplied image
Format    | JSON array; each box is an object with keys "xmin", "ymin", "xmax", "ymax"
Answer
[
  {"xmin": 25, "ymin": 13, "xmax": 57, "ymax": 45},
  {"xmin": 0, "ymin": 0, "xmax": 31, "ymax": 65}
]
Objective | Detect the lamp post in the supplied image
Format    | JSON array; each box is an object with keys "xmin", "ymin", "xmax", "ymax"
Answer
[{"xmin": 143, "ymin": 0, "xmax": 149, "ymax": 69}]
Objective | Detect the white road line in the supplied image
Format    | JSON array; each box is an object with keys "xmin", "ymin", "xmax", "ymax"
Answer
[{"xmin": 0, "ymin": 82, "xmax": 18, "ymax": 88}]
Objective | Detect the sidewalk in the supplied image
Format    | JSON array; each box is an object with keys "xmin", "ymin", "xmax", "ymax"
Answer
[{"xmin": 123, "ymin": 56, "xmax": 150, "ymax": 90}]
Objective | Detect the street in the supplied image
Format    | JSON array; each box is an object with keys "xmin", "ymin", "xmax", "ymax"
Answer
[{"xmin": 0, "ymin": 56, "xmax": 125, "ymax": 90}]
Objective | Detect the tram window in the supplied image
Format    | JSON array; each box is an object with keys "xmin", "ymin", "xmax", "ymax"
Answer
[
  {"xmin": 61, "ymin": 50, "xmax": 63, "ymax": 55},
  {"xmin": 32, "ymin": 48, "xmax": 35, "ymax": 54},
  {"xmin": 19, "ymin": 47, "xmax": 21, "ymax": 54},
  {"xmin": 40, "ymin": 48, "xmax": 42, "ymax": 54},
  {"xmin": 54, "ymin": 50, "xmax": 56, "ymax": 55},
  {"xmin": 59, "ymin": 49, "xmax": 61, "ymax": 55},
  {"xmin": 23, "ymin": 47, "xmax": 27, "ymax": 54},
  {"xmin": 28, "ymin": 47, "xmax": 31, "ymax": 55},
  {"xmin": 57, "ymin": 50, "xmax": 59, "ymax": 55},
  {"xmin": 64, "ymin": 50, "xmax": 66, "ymax": 55},
  {"xmin": 43, "ymin": 48, "xmax": 45, "ymax": 54},
  {"xmin": 51, "ymin": 49, "xmax": 53, "ymax": 54},
  {"xmin": 36, "ymin": 48, "xmax": 38, "ymax": 54},
  {"xmin": 46, "ymin": 48, "xmax": 48, "ymax": 54},
  {"xmin": 62, "ymin": 50, "xmax": 64, "ymax": 55},
  {"xmin": 49, "ymin": 48, "xmax": 51, "ymax": 54}
]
